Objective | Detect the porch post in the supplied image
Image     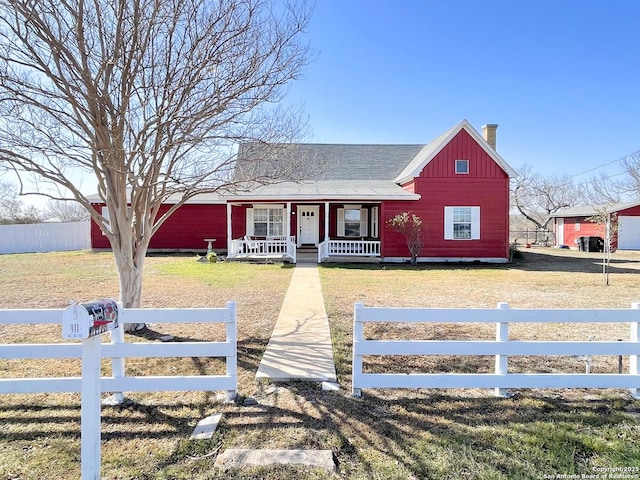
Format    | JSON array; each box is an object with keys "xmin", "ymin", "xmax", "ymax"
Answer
[
  {"xmin": 324, "ymin": 201, "xmax": 330, "ymax": 242},
  {"xmin": 286, "ymin": 202, "xmax": 291, "ymax": 238},
  {"xmin": 226, "ymin": 203, "xmax": 232, "ymax": 248}
]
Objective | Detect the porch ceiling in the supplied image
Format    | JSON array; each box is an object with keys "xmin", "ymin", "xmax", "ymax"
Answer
[{"xmin": 225, "ymin": 179, "xmax": 420, "ymax": 202}]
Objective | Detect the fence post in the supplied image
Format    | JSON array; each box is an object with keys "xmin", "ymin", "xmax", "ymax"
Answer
[
  {"xmin": 225, "ymin": 301, "xmax": 238, "ymax": 401},
  {"xmin": 81, "ymin": 335, "xmax": 102, "ymax": 480},
  {"xmin": 352, "ymin": 302, "xmax": 364, "ymax": 398},
  {"xmin": 495, "ymin": 302, "xmax": 511, "ymax": 398},
  {"xmin": 105, "ymin": 302, "xmax": 126, "ymax": 405},
  {"xmin": 631, "ymin": 302, "xmax": 640, "ymax": 399}
]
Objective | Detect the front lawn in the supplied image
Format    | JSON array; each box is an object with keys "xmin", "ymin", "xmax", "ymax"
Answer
[{"xmin": 1, "ymin": 248, "xmax": 639, "ymax": 479}]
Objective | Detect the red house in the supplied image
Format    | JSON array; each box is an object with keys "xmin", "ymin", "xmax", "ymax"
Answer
[
  {"xmin": 91, "ymin": 120, "xmax": 517, "ymax": 263},
  {"xmin": 549, "ymin": 201, "xmax": 640, "ymax": 251}
]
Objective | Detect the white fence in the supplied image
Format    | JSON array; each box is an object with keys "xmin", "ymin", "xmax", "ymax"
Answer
[
  {"xmin": 0, "ymin": 220, "xmax": 90, "ymax": 254},
  {"xmin": 0, "ymin": 302, "xmax": 237, "ymax": 399},
  {"xmin": 352, "ymin": 302, "xmax": 640, "ymax": 398}
]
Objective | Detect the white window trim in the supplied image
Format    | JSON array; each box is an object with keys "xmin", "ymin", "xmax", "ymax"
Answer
[
  {"xmin": 455, "ymin": 159, "xmax": 469, "ymax": 174},
  {"xmin": 337, "ymin": 205, "xmax": 368, "ymax": 238},
  {"xmin": 444, "ymin": 206, "xmax": 480, "ymax": 240},
  {"xmin": 101, "ymin": 206, "xmax": 111, "ymax": 235},
  {"xmin": 246, "ymin": 205, "xmax": 286, "ymax": 237}
]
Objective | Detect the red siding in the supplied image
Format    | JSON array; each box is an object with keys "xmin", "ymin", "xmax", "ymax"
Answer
[
  {"xmin": 91, "ymin": 204, "xmax": 228, "ymax": 251},
  {"xmin": 618, "ymin": 205, "xmax": 640, "ymax": 216},
  {"xmin": 381, "ymin": 178, "xmax": 510, "ymax": 259},
  {"xmin": 558, "ymin": 217, "xmax": 603, "ymax": 249}
]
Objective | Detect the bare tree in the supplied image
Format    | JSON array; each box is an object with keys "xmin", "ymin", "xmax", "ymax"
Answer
[
  {"xmin": 582, "ymin": 172, "xmax": 625, "ymax": 205},
  {"xmin": 44, "ymin": 200, "xmax": 90, "ymax": 222},
  {"xmin": 586, "ymin": 208, "xmax": 617, "ymax": 286},
  {"xmin": 0, "ymin": 0, "xmax": 312, "ymax": 326},
  {"xmin": 512, "ymin": 164, "xmax": 583, "ymax": 243},
  {"xmin": 618, "ymin": 150, "xmax": 640, "ymax": 199}
]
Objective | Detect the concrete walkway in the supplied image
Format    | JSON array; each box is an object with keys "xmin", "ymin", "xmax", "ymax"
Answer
[{"xmin": 255, "ymin": 261, "xmax": 337, "ymax": 382}]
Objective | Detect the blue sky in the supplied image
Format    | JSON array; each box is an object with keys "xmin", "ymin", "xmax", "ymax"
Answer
[{"xmin": 287, "ymin": 0, "xmax": 640, "ymax": 183}]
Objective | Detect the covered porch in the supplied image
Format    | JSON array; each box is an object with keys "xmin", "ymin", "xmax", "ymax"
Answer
[{"xmin": 224, "ymin": 200, "xmax": 382, "ymax": 264}]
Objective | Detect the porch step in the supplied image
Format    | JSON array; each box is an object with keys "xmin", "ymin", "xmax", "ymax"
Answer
[{"xmin": 296, "ymin": 247, "xmax": 318, "ymax": 265}]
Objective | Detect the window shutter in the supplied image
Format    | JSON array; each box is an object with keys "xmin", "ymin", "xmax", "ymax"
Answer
[
  {"xmin": 444, "ymin": 207, "xmax": 453, "ymax": 240},
  {"xmin": 337, "ymin": 208, "xmax": 345, "ymax": 236},
  {"xmin": 246, "ymin": 208, "xmax": 254, "ymax": 236},
  {"xmin": 360, "ymin": 208, "xmax": 368, "ymax": 237},
  {"xmin": 471, "ymin": 206, "xmax": 480, "ymax": 239},
  {"xmin": 372, "ymin": 206, "xmax": 379, "ymax": 238}
]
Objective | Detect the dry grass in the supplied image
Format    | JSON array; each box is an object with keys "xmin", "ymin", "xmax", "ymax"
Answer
[{"xmin": 1, "ymin": 247, "xmax": 640, "ymax": 479}]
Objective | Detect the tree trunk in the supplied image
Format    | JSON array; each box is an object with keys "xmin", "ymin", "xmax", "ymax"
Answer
[{"xmin": 112, "ymin": 242, "xmax": 147, "ymax": 332}]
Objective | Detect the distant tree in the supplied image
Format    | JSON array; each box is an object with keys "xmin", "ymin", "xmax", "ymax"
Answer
[
  {"xmin": 512, "ymin": 164, "xmax": 583, "ymax": 243},
  {"xmin": 618, "ymin": 150, "xmax": 640, "ymax": 199},
  {"xmin": 0, "ymin": 0, "xmax": 313, "ymax": 331},
  {"xmin": 44, "ymin": 200, "xmax": 90, "ymax": 222},
  {"xmin": 582, "ymin": 172, "xmax": 625, "ymax": 205},
  {"xmin": 0, "ymin": 181, "xmax": 42, "ymax": 224},
  {"xmin": 387, "ymin": 212, "xmax": 424, "ymax": 265}
]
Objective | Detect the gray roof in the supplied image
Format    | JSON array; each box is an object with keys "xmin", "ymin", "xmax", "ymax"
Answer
[
  {"xmin": 549, "ymin": 201, "xmax": 640, "ymax": 217},
  {"xmin": 229, "ymin": 179, "xmax": 420, "ymax": 201},
  {"xmin": 235, "ymin": 143, "xmax": 424, "ymax": 182}
]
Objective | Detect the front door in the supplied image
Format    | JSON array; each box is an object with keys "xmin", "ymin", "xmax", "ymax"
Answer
[{"xmin": 298, "ymin": 206, "xmax": 319, "ymax": 246}]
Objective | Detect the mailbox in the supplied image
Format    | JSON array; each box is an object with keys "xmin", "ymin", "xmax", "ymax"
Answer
[{"xmin": 62, "ymin": 299, "xmax": 119, "ymax": 339}]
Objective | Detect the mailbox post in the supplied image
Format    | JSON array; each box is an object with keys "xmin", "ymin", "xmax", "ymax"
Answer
[{"xmin": 62, "ymin": 299, "xmax": 119, "ymax": 480}]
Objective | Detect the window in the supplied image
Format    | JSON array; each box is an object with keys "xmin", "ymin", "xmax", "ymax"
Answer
[
  {"xmin": 337, "ymin": 206, "xmax": 368, "ymax": 237},
  {"xmin": 101, "ymin": 206, "xmax": 110, "ymax": 235},
  {"xmin": 455, "ymin": 159, "xmax": 469, "ymax": 174},
  {"xmin": 246, "ymin": 207, "xmax": 285, "ymax": 237},
  {"xmin": 453, "ymin": 207, "xmax": 472, "ymax": 239},
  {"xmin": 575, "ymin": 221, "xmax": 581, "ymax": 231},
  {"xmin": 444, "ymin": 206, "xmax": 480, "ymax": 240}
]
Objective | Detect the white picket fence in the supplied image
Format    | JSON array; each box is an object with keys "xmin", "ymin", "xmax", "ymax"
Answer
[
  {"xmin": 0, "ymin": 220, "xmax": 91, "ymax": 254},
  {"xmin": 0, "ymin": 302, "xmax": 237, "ymax": 399},
  {"xmin": 352, "ymin": 302, "xmax": 640, "ymax": 398}
]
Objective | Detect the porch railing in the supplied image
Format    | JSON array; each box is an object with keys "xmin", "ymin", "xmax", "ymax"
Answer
[
  {"xmin": 318, "ymin": 239, "xmax": 381, "ymax": 262},
  {"xmin": 228, "ymin": 236, "xmax": 296, "ymax": 262}
]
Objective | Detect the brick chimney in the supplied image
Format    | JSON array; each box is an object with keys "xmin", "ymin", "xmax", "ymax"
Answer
[{"xmin": 482, "ymin": 124, "xmax": 498, "ymax": 150}]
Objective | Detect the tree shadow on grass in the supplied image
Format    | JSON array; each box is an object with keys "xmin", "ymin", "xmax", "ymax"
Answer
[{"xmin": 2, "ymin": 383, "xmax": 640, "ymax": 479}]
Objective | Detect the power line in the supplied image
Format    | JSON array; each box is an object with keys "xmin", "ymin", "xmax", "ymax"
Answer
[{"xmin": 568, "ymin": 149, "xmax": 640, "ymax": 179}]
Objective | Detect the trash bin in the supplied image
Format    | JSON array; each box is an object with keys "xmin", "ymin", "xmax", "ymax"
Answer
[
  {"xmin": 576, "ymin": 236, "xmax": 585, "ymax": 251},
  {"xmin": 587, "ymin": 236, "xmax": 604, "ymax": 252}
]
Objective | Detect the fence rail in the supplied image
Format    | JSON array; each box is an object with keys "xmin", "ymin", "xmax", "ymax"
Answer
[
  {"xmin": 352, "ymin": 302, "xmax": 640, "ymax": 398},
  {"xmin": 0, "ymin": 302, "xmax": 237, "ymax": 399}
]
